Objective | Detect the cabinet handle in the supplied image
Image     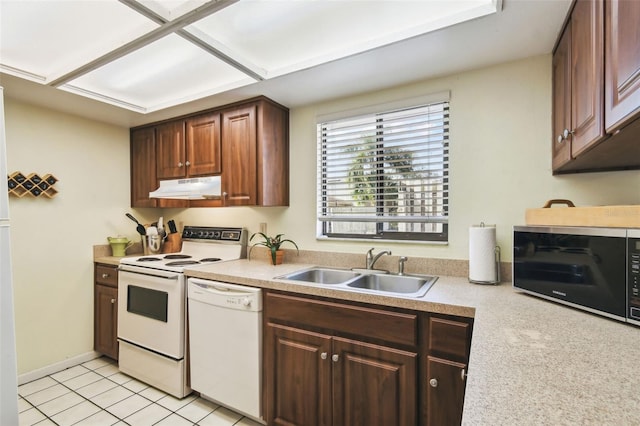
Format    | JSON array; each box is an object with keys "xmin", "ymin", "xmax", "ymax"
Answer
[
  {"xmin": 101, "ymin": 273, "xmax": 109, "ymax": 279},
  {"xmin": 110, "ymin": 298, "xmax": 116, "ymax": 304},
  {"xmin": 178, "ymin": 162, "xmax": 184, "ymax": 167},
  {"xmin": 321, "ymin": 352, "xmax": 327, "ymax": 360},
  {"xmin": 429, "ymin": 378, "xmax": 438, "ymax": 388},
  {"xmin": 185, "ymin": 161, "xmax": 191, "ymax": 167},
  {"xmin": 461, "ymin": 369, "xmax": 467, "ymax": 381},
  {"xmin": 331, "ymin": 354, "xmax": 339, "ymax": 362},
  {"xmin": 562, "ymin": 128, "xmax": 574, "ymax": 139}
]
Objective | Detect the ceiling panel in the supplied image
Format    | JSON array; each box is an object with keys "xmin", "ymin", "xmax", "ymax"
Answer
[
  {"xmin": 188, "ymin": 0, "xmax": 498, "ymax": 76},
  {"xmin": 64, "ymin": 33, "xmax": 253, "ymax": 111},
  {"xmin": 0, "ymin": 0, "xmax": 158, "ymax": 81}
]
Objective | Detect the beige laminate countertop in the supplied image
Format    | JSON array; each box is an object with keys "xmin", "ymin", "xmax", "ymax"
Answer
[{"xmin": 183, "ymin": 259, "xmax": 640, "ymax": 425}]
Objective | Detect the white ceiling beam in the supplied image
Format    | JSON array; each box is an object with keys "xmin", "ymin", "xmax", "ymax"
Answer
[
  {"xmin": 119, "ymin": 0, "xmax": 266, "ymax": 81},
  {"xmin": 48, "ymin": 0, "xmax": 240, "ymax": 87}
]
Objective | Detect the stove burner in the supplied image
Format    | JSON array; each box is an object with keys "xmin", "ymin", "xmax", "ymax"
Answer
[
  {"xmin": 200, "ymin": 257, "xmax": 222, "ymax": 263},
  {"xmin": 165, "ymin": 260, "xmax": 201, "ymax": 266},
  {"xmin": 164, "ymin": 254, "xmax": 192, "ymax": 260},
  {"xmin": 137, "ymin": 257, "xmax": 162, "ymax": 262}
]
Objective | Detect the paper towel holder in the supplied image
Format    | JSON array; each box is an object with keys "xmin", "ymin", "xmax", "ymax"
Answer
[{"xmin": 469, "ymin": 245, "xmax": 501, "ymax": 285}]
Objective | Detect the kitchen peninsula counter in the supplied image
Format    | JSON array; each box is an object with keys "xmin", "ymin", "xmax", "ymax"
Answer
[{"xmin": 186, "ymin": 259, "xmax": 640, "ymax": 425}]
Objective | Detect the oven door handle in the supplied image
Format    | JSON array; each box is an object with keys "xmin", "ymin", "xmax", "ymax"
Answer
[{"xmin": 118, "ymin": 266, "xmax": 180, "ymax": 280}]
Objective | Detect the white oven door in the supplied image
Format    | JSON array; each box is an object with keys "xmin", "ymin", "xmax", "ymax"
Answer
[{"xmin": 118, "ymin": 265, "xmax": 185, "ymax": 359}]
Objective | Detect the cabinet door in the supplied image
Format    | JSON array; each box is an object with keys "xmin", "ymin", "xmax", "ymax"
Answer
[
  {"xmin": 156, "ymin": 121, "xmax": 186, "ymax": 179},
  {"xmin": 332, "ymin": 337, "xmax": 417, "ymax": 426},
  {"xmin": 552, "ymin": 22, "xmax": 573, "ymax": 170},
  {"xmin": 94, "ymin": 284, "xmax": 118, "ymax": 360},
  {"xmin": 130, "ymin": 128, "xmax": 157, "ymax": 208},
  {"xmin": 264, "ymin": 323, "xmax": 332, "ymax": 426},
  {"xmin": 186, "ymin": 113, "xmax": 221, "ymax": 177},
  {"xmin": 605, "ymin": 0, "xmax": 640, "ymax": 131},
  {"xmin": 425, "ymin": 357, "xmax": 466, "ymax": 426},
  {"xmin": 570, "ymin": 0, "xmax": 605, "ymax": 157},
  {"xmin": 222, "ymin": 105, "xmax": 257, "ymax": 206}
]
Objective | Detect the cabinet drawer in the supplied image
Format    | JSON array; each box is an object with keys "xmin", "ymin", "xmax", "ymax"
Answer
[
  {"xmin": 425, "ymin": 316, "xmax": 471, "ymax": 360},
  {"xmin": 95, "ymin": 264, "xmax": 118, "ymax": 287},
  {"xmin": 265, "ymin": 292, "xmax": 417, "ymax": 347}
]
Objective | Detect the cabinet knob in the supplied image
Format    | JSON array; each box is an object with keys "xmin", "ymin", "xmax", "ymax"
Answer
[
  {"xmin": 102, "ymin": 273, "xmax": 109, "ymax": 279},
  {"xmin": 332, "ymin": 354, "xmax": 339, "ymax": 362},
  {"xmin": 429, "ymin": 378, "xmax": 438, "ymax": 388},
  {"xmin": 178, "ymin": 162, "xmax": 184, "ymax": 167},
  {"xmin": 321, "ymin": 352, "xmax": 327, "ymax": 360},
  {"xmin": 557, "ymin": 135, "xmax": 564, "ymax": 144},
  {"xmin": 110, "ymin": 298, "xmax": 116, "ymax": 304},
  {"xmin": 185, "ymin": 161, "xmax": 191, "ymax": 166},
  {"xmin": 461, "ymin": 368, "xmax": 467, "ymax": 381},
  {"xmin": 562, "ymin": 128, "xmax": 574, "ymax": 139}
]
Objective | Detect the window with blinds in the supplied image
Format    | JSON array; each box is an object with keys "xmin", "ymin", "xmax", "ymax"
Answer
[{"xmin": 317, "ymin": 101, "xmax": 449, "ymax": 242}]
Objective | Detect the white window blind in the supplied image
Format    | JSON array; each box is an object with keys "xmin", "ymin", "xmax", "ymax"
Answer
[{"xmin": 317, "ymin": 101, "xmax": 449, "ymax": 241}]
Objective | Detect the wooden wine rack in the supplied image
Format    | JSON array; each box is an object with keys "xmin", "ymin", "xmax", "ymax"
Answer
[{"xmin": 7, "ymin": 172, "xmax": 58, "ymax": 198}]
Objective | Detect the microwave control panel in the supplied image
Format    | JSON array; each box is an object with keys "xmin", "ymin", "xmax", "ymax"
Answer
[{"xmin": 629, "ymin": 237, "xmax": 640, "ymax": 321}]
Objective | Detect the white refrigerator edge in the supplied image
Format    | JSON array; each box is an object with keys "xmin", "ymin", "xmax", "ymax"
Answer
[{"xmin": 0, "ymin": 86, "xmax": 19, "ymax": 424}]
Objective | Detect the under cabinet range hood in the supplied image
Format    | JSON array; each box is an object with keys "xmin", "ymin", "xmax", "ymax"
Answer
[{"xmin": 149, "ymin": 176, "xmax": 221, "ymax": 200}]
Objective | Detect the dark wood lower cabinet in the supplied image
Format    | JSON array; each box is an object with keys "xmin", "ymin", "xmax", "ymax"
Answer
[
  {"xmin": 332, "ymin": 337, "xmax": 416, "ymax": 426},
  {"xmin": 265, "ymin": 324, "xmax": 332, "ymax": 426},
  {"xmin": 94, "ymin": 264, "xmax": 118, "ymax": 360},
  {"xmin": 264, "ymin": 322, "xmax": 417, "ymax": 426},
  {"xmin": 425, "ymin": 357, "xmax": 466, "ymax": 426},
  {"xmin": 263, "ymin": 291, "xmax": 474, "ymax": 426}
]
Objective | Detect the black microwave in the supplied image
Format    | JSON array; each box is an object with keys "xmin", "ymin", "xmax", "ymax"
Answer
[{"xmin": 513, "ymin": 226, "xmax": 640, "ymax": 326}]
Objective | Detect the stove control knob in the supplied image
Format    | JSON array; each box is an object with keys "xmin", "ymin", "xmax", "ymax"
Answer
[
  {"xmin": 213, "ymin": 231, "xmax": 221, "ymax": 239},
  {"xmin": 242, "ymin": 297, "xmax": 252, "ymax": 307}
]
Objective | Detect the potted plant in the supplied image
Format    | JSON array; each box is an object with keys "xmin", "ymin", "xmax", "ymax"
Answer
[{"xmin": 249, "ymin": 232, "xmax": 299, "ymax": 265}]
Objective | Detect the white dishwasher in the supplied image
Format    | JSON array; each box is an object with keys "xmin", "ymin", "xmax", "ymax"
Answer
[{"xmin": 187, "ymin": 278, "xmax": 263, "ymax": 422}]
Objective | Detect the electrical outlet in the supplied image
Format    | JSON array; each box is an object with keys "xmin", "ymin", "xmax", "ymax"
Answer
[{"xmin": 259, "ymin": 222, "xmax": 267, "ymax": 234}]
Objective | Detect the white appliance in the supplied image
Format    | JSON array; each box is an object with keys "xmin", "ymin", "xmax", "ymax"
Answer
[
  {"xmin": 117, "ymin": 226, "xmax": 246, "ymax": 398},
  {"xmin": 187, "ymin": 278, "xmax": 263, "ymax": 423},
  {"xmin": 0, "ymin": 87, "xmax": 19, "ymax": 424}
]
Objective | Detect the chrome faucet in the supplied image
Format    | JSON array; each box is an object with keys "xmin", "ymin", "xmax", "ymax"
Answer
[
  {"xmin": 366, "ymin": 248, "xmax": 392, "ymax": 269},
  {"xmin": 398, "ymin": 256, "xmax": 408, "ymax": 275}
]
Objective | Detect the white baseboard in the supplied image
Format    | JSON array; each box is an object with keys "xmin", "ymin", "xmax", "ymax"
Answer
[{"xmin": 18, "ymin": 351, "xmax": 101, "ymax": 385}]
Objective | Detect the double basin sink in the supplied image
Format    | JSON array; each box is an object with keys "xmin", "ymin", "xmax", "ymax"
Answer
[{"xmin": 276, "ymin": 267, "xmax": 437, "ymax": 298}]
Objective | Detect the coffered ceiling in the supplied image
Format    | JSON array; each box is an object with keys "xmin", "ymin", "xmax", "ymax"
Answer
[{"xmin": 0, "ymin": 0, "xmax": 571, "ymax": 127}]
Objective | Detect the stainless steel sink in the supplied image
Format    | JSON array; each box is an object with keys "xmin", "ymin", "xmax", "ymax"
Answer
[
  {"xmin": 277, "ymin": 266, "xmax": 437, "ymax": 298},
  {"xmin": 277, "ymin": 267, "xmax": 360, "ymax": 285},
  {"xmin": 347, "ymin": 273, "xmax": 437, "ymax": 297}
]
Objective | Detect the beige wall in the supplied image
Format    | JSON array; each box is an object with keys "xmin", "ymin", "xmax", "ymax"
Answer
[
  {"xmin": 5, "ymin": 100, "xmax": 131, "ymax": 374},
  {"xmin": 5, "ymin": 53, "xmax": 640, "ymax": 374}
]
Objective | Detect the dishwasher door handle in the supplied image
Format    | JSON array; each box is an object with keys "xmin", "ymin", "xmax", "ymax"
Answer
[{"xmin": 192, "ymin": 282, "xmax": 254, "ymax": 297}]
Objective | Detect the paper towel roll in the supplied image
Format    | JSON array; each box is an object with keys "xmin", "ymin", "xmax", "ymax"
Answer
[{"xmin": 469, "ymin": 224, "xmax": 499, "ymax": 284}]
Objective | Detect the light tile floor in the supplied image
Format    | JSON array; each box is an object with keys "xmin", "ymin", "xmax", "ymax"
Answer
[{"xmin": 17, "ymin": 357, "xmax": 263, "ymax": 426}]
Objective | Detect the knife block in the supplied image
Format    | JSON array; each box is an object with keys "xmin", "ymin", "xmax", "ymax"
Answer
[{"xmin": 162, "ymin": 233, "xmax": 182, "ymax": 254}]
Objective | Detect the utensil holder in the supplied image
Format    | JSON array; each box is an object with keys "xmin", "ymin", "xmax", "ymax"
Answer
[{"xmin": 162, "ymin": 233, "xmax": 182, "ymax": 254}]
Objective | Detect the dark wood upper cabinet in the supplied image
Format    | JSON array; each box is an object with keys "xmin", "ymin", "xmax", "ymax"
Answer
[
  {"xmin": 553, "ymin": 0, "xmax": 640, "ymax": 174},
  {"xmin": 130, "ymin": 96, "xmax": 289, "ymax": 208},
  {"xmin": 568, "ymin": 0, "xmax": 605, "ymax": 158},
  {"xmin": 552, "ymin": 22, "xmax": 573, "ymax": 170},
  {"xmin": 222, "ymin": 105, "xmax": 258, "ymax": 206},
  {"xmin": 186, "ymin": 113, "xmax": 222, "ymax": 177},
  {"xmin": 156, "ymin": 121, "xmax": 186, "ymax": 180},
  {"xmin": 552, "ymin": 0, "xmax": 605, "ymax": 171},
  {"xmin": 130, "ymin": 127, "xmax": 157, "ymax": 208},
  {"xmin": 604, "ymin": 0, "xmax": 640, "ymax": 132}
]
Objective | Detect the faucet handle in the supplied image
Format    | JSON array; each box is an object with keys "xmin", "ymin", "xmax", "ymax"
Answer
[{"xmin": 398, "ymin": 256, "xmax": 408, "ymax": 275}]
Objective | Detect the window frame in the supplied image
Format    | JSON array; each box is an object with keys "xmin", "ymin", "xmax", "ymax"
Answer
[{"xmin": 316, "ymin": 92, "xmax": 450, "ymax": 243}]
